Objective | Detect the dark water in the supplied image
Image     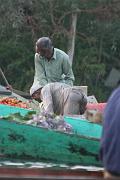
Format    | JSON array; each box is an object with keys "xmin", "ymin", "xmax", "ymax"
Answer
[{"xmin": 0, "ymin": 160, "xmax": 103, "ymax": 171}]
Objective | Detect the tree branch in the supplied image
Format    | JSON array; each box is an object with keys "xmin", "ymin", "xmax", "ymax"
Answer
[
  {"xmin": 48, "ymin": 0, "xmax": 56, "ymax": 27},
  {"xmin": 57, "ymin": 3, "xmax": 120, "ymax": 25}
]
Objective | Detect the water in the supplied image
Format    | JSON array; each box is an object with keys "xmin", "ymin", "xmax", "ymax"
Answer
[{"xmin": 0, "ymin": 160, "xmax": 103, "ymax": 171}]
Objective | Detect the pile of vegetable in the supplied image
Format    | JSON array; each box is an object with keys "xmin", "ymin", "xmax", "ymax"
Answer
[
  {"xmin": 1, "ymin": 111, "xmax": 73, "ymax": 133},
  {"xmin": 0, "ymin": 97, "xmax": 29, "ymax": 109},
  {"xmin": 27, "ymin": 111, "xmax": 73, "ymax": 133}
]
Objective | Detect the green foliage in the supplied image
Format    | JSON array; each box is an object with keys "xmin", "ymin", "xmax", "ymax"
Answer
[
  {"xmin": 2, "ymin": 111, "xmax": 36, "ymax": 122},
  {"xmin": 0, "ymin": 40, "xmax": 34, "ymax": 91},
  {"xmin": 0, "ymin": 0, "xmax": 120, "ymax": 101}
]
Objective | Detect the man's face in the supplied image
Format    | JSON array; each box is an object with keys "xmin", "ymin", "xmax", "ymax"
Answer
[
  {"xmin": 36, "ymin": 44, "xmax": 52, "ymax": 60},
  {"xmin": 32, "ymin": 89, "xmax": 41, "ymax": 100}
]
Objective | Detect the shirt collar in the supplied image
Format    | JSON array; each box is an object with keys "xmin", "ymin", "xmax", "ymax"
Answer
[
  {"xmin": 38, "ymin": 48, "xmax": 56, "ymax": 60},
  {"xmin": 52, "ymin": 48, "xmax": 56, "ymax": 60}
]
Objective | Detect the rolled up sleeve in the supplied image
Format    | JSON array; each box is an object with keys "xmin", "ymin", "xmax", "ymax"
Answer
[{"xmin": 62, "ymin": 54, "xmax": 75, "ymax": 86}]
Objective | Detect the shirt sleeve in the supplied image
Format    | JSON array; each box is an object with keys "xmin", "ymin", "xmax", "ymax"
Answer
[
  {"xmin": 62, "ymin": 54, "xmax": 75, "ymax": 86},
  {"xmin": 34, "ymin": 53, "xmax": 48, "ymax": 87}
]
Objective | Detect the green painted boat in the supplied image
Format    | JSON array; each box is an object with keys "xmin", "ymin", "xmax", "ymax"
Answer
[{"xmin": 0, "ymin": 104, "xmax": 102, "ymax": 167}]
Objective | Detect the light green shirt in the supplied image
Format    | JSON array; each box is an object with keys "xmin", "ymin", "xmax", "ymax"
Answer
[{"xmin": 32, "ymin": 48, "xmax": 74, "ymax": 89}]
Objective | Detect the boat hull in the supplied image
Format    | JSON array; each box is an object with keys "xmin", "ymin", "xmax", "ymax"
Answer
[
  {"xmin": 0, "ymin": 104, "xmax": 102, "ymax": 166},
  {"xmin": 0, "ymin": 119, "xmax": 101, "ymax": 166},
  {"xmin": 0, "ymin": 166, "xmax": 103, "ymax": 179}
]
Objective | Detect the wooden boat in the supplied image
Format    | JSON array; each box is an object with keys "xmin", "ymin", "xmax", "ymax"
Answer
[
  {"xmin": 0, "ymin": 166, "xmax": 103, "ymax": 179},
  {"xmin": 0, "ymin": 104, "xmax": 102, "ymax": 167}
]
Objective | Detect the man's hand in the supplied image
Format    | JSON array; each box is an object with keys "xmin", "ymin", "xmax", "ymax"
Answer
[{"xmin": 6, "ymin": 85, "xmax": 13, "ymax": 91}]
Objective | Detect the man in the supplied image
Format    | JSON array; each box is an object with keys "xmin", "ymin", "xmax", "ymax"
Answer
[
  {"xmin": 31, "ymin": 37, "xmax": 74, "ymax": 92},
  {"xmin": 100, "ymin": 86, "xmax": 120, "ymax": 178},
  {"xmin": 30, "ymin": 82, "xmax": 87, "ymax": 116}
]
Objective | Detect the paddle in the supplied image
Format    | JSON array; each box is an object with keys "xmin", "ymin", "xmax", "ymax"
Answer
[
  {"xmin": 0, "ymin": 67, "xmax": 31, "ymax": 99},
  {"xmin": 0, "ymin": 67, "xmax": 40, "ymax": 110}
]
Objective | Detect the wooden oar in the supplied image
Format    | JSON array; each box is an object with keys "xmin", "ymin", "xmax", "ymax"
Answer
[
  {"xmin": 0, "ymin": 67, "xmax": 40, "ymax": 110},
  {"xmin": 0, "ymin": 67, "xmax": 31, "ymax": 99},
  {"xmin": 0, "ymin": 67, "xmax": 12, "ymax": 89}
]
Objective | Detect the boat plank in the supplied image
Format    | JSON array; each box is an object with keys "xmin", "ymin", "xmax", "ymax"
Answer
[{"xmin": 0, "ymin": 167, "xmax": 103, "ymax": 179}]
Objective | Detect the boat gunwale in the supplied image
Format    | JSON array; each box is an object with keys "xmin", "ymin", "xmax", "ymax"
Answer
[{"xmin": 0, "ymin": 166, "xmax": 103, "ymax": 179}]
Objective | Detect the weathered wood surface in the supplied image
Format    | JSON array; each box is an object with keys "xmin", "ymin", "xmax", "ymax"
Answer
[{"xmin": 0, "ymin": 167, "xmax": 103, "ymax": 179}]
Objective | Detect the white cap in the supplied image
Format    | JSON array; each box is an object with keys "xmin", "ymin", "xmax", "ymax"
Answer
[{"xmin": 30, "ymin": 82, "xmax": 42, "ymax": 96}]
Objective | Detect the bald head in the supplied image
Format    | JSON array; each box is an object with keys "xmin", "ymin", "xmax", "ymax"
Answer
[
  {"xmin": 36, "ymin": 37, "xmax": 53, "ymax": 60},
  {"xmin": 36, "ymin": 37, "xmax": 53, "ymax": 49}
]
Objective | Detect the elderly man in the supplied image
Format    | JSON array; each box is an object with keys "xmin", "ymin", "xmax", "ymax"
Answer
[
  {"xmin": 30, "ymin": 82, "xmax": 87, "ymax": 116},
  {"xmin": 31, "ymin": 37, "xmax": 74, "ymax": 91}
]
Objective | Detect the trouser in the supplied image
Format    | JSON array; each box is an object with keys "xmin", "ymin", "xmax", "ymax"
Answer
[
  {"xmin": 41, "ymin": 83, "xmax": 87, "ymax": 115},
  {"xmin": 63, "ymin": 89, "xmax": 87, "ymax": 115}
]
